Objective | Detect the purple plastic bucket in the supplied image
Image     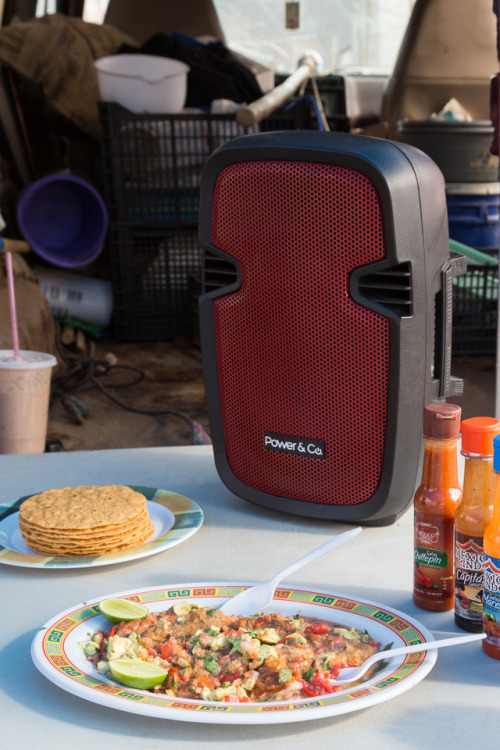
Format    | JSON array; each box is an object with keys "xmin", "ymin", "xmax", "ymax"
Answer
[{"xmin": 17, "ymin": 174, "xmax": 108, "ymax": 268}]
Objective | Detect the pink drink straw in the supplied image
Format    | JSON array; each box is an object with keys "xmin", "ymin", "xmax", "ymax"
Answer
[{"xmin": 5, "ymin": 250, "xmax": 20, "ymax": 359}]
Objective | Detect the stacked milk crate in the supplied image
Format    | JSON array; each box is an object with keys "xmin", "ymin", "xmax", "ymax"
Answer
[
  {"xmin": 98, "ymin": 102, "xmax": 249, "ymax": 341},
  {"xmin": 97, "ymin": 75, "xmax": 349, "ymax": 342},
  {"xmin": 398, "ymin": 119, "xmax": 499, "ymax": 356}
]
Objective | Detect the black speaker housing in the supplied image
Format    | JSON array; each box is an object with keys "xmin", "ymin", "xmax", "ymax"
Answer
[{"xmin": 198, "ymin": 130, "xmax": 465, "ymax": 525}]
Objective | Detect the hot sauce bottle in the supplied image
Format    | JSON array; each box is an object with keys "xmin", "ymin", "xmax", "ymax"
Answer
[
  {"xmin": 482, "ymin": 433, "xmax": 500, "ymax": 659},
  {"xmin": 413, "ymin": 403, "xmax": 462, "ymax": 611},
  {"xmin": 454, "ymin": 417, "xmax": 500, "ymax": 632}
]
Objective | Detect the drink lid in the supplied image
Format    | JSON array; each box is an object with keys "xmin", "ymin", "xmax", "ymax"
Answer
[
  {"xmin": 423, "ymin": 403, "xmax": 461, "ymax": 439},
  {"xmin": 461, "ymin": 416, "xmax": 500, "ymax": 455},
  {"xmin": 0, "ymin": 350, "xmax": 57, "ymax": 369}
]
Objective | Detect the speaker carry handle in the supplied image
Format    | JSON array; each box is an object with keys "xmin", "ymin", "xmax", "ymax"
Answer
[{"xmin": 438, "ymin": 253, "xmax": 467, "ymax": 399}]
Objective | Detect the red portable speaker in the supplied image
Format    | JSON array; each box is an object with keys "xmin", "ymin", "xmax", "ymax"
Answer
[{"xmin": 198, "ymin": 130, "xmax": 465, "ymax": 525}]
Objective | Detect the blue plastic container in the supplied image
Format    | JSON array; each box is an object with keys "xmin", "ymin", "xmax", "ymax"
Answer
[
  {"xmin": 17, "ymin": 173, "xmax": 108, "ymax": 268},
  {"xmin": 446, "ymin": 190, "xmax": 499, "ymax": 251}
]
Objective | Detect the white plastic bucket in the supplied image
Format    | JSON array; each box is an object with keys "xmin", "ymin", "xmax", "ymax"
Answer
[
  {"xmin": 94, "ymin": 54, "xmax": 189, "ymax": 114},
  {"xmin": 36, "ymin": 267, "xmax": 113, "ymax": 328}
]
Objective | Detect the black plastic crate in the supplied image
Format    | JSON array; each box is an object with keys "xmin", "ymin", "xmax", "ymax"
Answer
[
  {"xmin": 452, "ymin": 263, "xmax": 498, "ymax": 355},
  {"xmin": 108, "ymin": 225, "xmax": 202, "ymax": 341},
  {"xmin": 98, "ymin": 101, "xmax": 325, "ymax": 225},
  {"xmin": 274, "ymin": 73, "xmax": 348, "ymax": 132}
]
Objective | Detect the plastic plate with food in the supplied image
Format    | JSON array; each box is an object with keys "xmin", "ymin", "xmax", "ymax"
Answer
[{"xmin": 31, "ymin": 583, "xmax": 437, "ymax": 724}]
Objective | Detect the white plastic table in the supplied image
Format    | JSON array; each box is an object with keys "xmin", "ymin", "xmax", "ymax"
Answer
[{"xmin": 0, "ymin": 445, "xmax": 498, "ymax": 748}]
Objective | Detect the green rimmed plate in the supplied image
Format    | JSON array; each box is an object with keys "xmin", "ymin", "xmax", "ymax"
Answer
[{"xmin": 0, "ymin": 486, "xmax": 203, "ymax": 568}]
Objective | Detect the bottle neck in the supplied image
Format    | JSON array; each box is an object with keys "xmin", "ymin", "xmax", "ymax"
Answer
[
  {"xmin": 462, "ymin": 454, "xmax": 494, "ymax": 506},
  {"xmin": 421, "ymin": 437, "xmax": 460, "ymax": 489},
  {"xmin": 455, "ymin": 454, "xmax": 495, "ymax": 534}
]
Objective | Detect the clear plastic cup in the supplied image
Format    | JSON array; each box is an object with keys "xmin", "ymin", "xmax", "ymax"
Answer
[{"xmin": 0, "ymin": 350, "xmax": 57, "ymax": 454}]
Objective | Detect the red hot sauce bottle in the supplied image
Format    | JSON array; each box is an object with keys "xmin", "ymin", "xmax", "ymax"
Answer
[{"xmin": 413, "ymin": 403, "xmax": 462, "ymax": 611}]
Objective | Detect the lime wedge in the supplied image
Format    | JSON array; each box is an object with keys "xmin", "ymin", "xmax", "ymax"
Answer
[
  {"xmin": 109, "ymin": 658, "xmax": 168, "ymax": 689},
  {"xmin": 99, "ymin": 598, "xmax": 148, "ymax": 623}
]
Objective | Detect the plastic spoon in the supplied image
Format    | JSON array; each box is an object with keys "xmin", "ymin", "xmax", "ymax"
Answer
[
  {"xmin": 332, "ymin": 632, "xmax": 485, "ymax": 686},
  {"xmin": 219, "ymin": 526, "xmax": 362, "ymax": 616}
]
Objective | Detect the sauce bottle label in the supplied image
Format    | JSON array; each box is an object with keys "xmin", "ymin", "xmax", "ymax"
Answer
[
  {"xmin": 483, "ymin": 554, "xmax": 500, "ymax": 647},
  {"xmin": 454, "ymin": 532, "xmax": 484, "ymax": 623},
  {"xmin": 414, "ymin": 512, "xmax": 454, "ymax": 602}
]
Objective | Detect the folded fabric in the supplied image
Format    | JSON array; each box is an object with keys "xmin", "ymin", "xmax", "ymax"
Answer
[{"xmin": 0, "ymin": 13, "xmax": 137, "ymax": 138}]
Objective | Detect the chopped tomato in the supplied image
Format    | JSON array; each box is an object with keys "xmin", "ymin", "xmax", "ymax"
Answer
[
  {"xmin": 329, "ymin": 664, "xmax": 341, "ymax": 679},
  {"xmin": 301, "ymin": 672, "xmax": 335, "ymax": 696},
  {"xmin": 301, "ymin": 679, "xmax": 324, "ymax": 697},
  {"xmin": 224, "ymin": 694, "xmax": 249, "ymax": 702},
  {"xmin": 305, "ymin": 622, "xmax": 331, "ymax": 635},
  {"xmin": 159, "ymin": 641, "xmax": 175, "ymax": 660},
  {"xmin": 313, "ymin": 672, "xmax": 334, "ymax": 693}
]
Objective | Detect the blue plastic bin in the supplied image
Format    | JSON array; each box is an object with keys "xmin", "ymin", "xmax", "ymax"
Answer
[{"xmin": 446, "ymin": 191, "xmax": 499, "ymax": 252}]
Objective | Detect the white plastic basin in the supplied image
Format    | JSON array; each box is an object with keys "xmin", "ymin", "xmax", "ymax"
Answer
[{"xmin": 94, "ymin": 54, "xmax": 190, "ymax": 114}]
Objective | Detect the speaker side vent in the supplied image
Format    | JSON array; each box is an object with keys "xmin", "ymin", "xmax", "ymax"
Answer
[
  {"xmin": 356, "ymin": 262, "xmax": 413, "ymax": 316},
  {"xmin": 203, "ymin": 249, "xmax": 239, "ymax": 293}
]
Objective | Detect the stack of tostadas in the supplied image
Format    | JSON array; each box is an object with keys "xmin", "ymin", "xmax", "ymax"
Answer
[{"xmin": 18, "ymin": 485, "xmax": 154, "ymax": 556}]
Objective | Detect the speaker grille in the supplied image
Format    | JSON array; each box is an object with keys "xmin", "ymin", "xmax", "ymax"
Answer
[{"xmin": 211, "ymin": 160, "xmax": 390, "ymax": 506}]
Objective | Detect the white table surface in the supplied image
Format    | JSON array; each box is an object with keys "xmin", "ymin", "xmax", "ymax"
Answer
[{"xmin": 0, "ymin": 445, "xmax": 498, "ymax": 748}]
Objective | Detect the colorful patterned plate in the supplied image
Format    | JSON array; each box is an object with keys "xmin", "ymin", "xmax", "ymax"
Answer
[
  {"xmin": 0, "ymin": 486, "xmax": 203, "ymax": 568},
  {"xmin": 31, "ymin": 584, "xmax": 437, "ymax": 724}
]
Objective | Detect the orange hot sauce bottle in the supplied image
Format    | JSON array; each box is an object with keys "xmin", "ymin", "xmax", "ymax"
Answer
[
  {"xmin": 454, "ymin": 417, "xmax": 500, "ymax": 632},
  {"xmin": 413, "ymin": 403, "xmax": 462, "ymax": 611},
  {"xmin": 482, "ymin": 433, "xmax": 500, "ymax": 659}
]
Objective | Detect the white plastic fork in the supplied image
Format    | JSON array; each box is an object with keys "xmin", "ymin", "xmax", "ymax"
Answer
[
  {"xmin": 219, "ymin": 526, "xmax": 362, "ymax": 616},
  {"xmin": 332, "ymin": 632, "xmax": 486, "ymax": 686}
]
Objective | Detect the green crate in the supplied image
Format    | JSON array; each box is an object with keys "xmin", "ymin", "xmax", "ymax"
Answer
[{"xmin": 451, "ymin": 240, "xmax": 498, "ymax": 355}]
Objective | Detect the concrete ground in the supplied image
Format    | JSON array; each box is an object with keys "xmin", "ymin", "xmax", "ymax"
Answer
[
  {"xmin": 46, "ymin": 337, "xmax": 209, "ymax": 451},
  {"xmin": 45, "ymin": 335, "xmax": 497, "ymax": 452}
]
